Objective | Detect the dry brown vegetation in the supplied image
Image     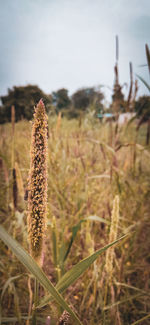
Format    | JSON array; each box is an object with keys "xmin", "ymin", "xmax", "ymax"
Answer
[{"xmin": 0, "ymin": 114, "xmax": 150, "ymax": 324}]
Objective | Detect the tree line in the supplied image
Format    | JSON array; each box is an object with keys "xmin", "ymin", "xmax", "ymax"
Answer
[
  {"xmin": 0, "ymin": 85, "xmax": 104, "ymax": 123},
  {"xmin": 0, "ymin": 84, "xmax": 149, "ymax": 123}
]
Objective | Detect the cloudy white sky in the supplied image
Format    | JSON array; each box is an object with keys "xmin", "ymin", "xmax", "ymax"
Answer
[{"xmin": 0, "ymin": 0, "xmax": 150, "ymax": 102}]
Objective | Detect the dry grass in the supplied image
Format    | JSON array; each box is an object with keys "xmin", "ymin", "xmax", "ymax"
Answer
[{"xmin": 0, "ymin": 114, "xmax": 150, "ymax": 324}]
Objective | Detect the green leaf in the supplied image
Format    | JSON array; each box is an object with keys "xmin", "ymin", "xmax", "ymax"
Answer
[
  {"xmin": 145, "ymin": 44, "xmax": 150, "ymax": 75},
  {"xmin": 63, "ymin": 215, "xmax": 109, "ymax": 263},
  {"xmin": 0, "ymin": 225, "xmax": 82, "ymax": 325},
  {"xmin": 136, "ymin": 74, "xmax": 150, "ymax": 92},
  {"xmin": 37, "ymin": 234, "xmax": 127, "ymax": 309},
  {"xmin": 63, "ymin": 219, "xmax": 85, "ymax": 262}
]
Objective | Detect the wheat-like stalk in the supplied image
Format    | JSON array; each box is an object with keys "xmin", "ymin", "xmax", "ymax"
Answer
[
  {"xmin": 11, "ymin": 105, "xmax": 15, "ymax": 169},
  {"xmin": 105, "ymin": 195, "xmax": 120, "ymax": 280},
  {"xmin": 56, "ymin": 111, "xmax": 62, "ymax": 135},
  {"xmin": 27, "ymin": 99, "xmax": 48, "ymax": 265},
  {"xmin": 15, "ymin": 162, "xmax": 24, "ymax": 201},
  {"xmin": 12, "ymin": 168, "xmax": 18, "ymax": 210}
]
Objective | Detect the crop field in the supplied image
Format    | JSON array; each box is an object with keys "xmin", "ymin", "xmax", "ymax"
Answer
[{"xmin": 0, "ymin": 110, "xmax": 150, "ymax": 325}]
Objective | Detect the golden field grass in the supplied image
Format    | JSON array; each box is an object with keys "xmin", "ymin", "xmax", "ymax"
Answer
[{"xmin": 0, "ymin": 114, "xmax": 150, "ymax": 325}]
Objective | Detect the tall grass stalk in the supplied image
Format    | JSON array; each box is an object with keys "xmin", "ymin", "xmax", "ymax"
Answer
[
  {"xmin": 12, "ymin": 168, "xmax": 18, "ymax": 210},
  {"xmin": 104, "ymin": 195, "xmax": 120, "ymax": 312},
  {"xmin": 56, "ymin": 111, "xmax": 62, "ymax": 136},
  {"xmin": 15, "ymin": 162, "xmax": 24, "ymax": 203},
  {"xmin": 28, "ymin": 99, "xmax": 48, "ymax": 265},
  {"xmin": 11, "ymin": 105, "xmax": 17, "ymax": 237},
  {"xmin": 27, "ymin": 99, "xmax": 48, "ymax": 324},
  {"xmin": 51, "ymin": 216, "xmax": 61, "ymax": 281},
  {"xmin": 11, "ymin": 105, "xmax": 15, "ymax": 170},
  {"xmin": 105, "ymin": 195, "xmax": 120, "ymax": 280}
]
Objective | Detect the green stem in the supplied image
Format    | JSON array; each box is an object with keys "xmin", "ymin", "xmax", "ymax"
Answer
[{"xmin": 32, "ymin": 278, "xmax": 39, "ymax": 325}]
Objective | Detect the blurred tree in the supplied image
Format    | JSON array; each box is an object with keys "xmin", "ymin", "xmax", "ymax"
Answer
[
  {"xmin": 134, "ymin": 95, "xmax": 150, "ymax": 145},
  {"xmin": 71, "ymin": 87, "xmax": 104, "ymax": 112},
  {"xmin": 135, "ymin": 95, "xmax": 150, "ymax": 122},
  {"xmin": 0, "ymin": 106, "xmax": 6, "ymax": 124},
  {"xmin": 0, "ymin": 85, "xmax": 52, "ymax": 123},
  {"xmin": 134, "ymin": 44, "xmax": 150, "ymax": 145},
  {"xmin": 52, "ymin": 88, "xmax": 71, "ymax": 112}
]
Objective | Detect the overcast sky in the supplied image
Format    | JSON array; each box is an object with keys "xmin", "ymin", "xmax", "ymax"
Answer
[{"xmin": 0, "ymin": 0, "xmax": 150, "ymax": 103}]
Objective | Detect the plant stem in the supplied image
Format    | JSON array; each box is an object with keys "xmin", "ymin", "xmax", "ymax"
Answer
[{"xmin": 32, "ymin": 277, "xmax": 39, "ymax": 325}]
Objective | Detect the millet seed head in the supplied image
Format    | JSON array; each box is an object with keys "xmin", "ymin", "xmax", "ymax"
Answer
[{"xmin": 27, "ymin": 99, "xmax": 48, "ymax": 265}]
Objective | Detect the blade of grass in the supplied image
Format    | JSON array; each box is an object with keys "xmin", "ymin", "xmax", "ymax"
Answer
[
  {"xmin": 145, "ymin": 44, "xmax": 150, "ymax": 75},
  {"xmin": 136, "ymin": 74, "xmax": 150, "ymax": 92},
  {"xmin": 37, "ymin": 234, "xmax": 127, "ymax": 309},
  {"xmin": 0, "ymin": 316, "xmax": 46, "ymax": 324},
  {"xmin": 0, "ymin": 225, "xmax": 82, "ymax": 325},
  {"xmin": 63, "ymin": 219, "xmax": 85, "ymax": 262},
  {"xmin": 115, "ymin": 281, "xmax": 150, "ymax": 297},
  {"xmin": 103, "ymin": 293, "xmax": 144, "ymax": 310},
  {"xmin": 63, "ymin": 215, "xmax": 110, "ymax": 262},
  {"xmin": 131, "ymin": 313, "xmax": 150, "ymax": 325},
  {"xmin": 1, "ymin": 275, "xmax": 21, "ymax": 300}
]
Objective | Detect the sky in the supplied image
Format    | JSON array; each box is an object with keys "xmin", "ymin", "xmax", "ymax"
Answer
[{"xmin": 0, "ymin": 0, "xmax": 150, "ymax": 103}]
